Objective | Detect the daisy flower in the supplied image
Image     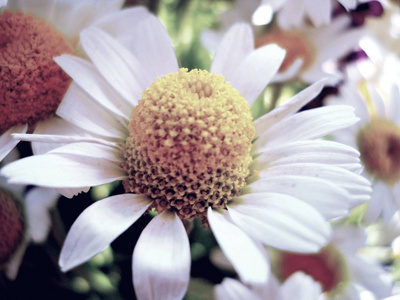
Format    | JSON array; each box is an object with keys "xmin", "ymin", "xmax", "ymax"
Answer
[
  {"xmin": 215, "ymin": 272, "xmax": 323, "ymax": 300},
  {"xmin": 327, "ymin": 70, "xmax": 400, "ymax": 223},
  {"xmin": 259, "ymin": 0, "xmax": 360, "ymax": 30},
  {"xmin": 1, "ymin": 8, "xmax": 371, "ymax": 299},
  {"xmin": 255, "ymin": 16, "xmax": 366, "ymax": 84},
  {"xmin": 278, "ymin": 226, "xmax": 392, "ymax": 299},
  {"xmin": 0, "ymin": 0, "xmax": 151, "ymax": 167}
]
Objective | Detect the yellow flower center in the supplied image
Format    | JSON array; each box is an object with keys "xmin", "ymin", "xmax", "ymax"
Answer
[
  {"xmin": 280, "ymin": 245, "xmax": 348, "ymax": 295},
  {"xmin": 122, "ymin": 68, "xmax": 255, "ymax": 226},
  {"xmin": 0, "ymin": 187, "xmax": 25, "ymax": 266},
  {"xmin": 256, "ymin": 30, "xmax": 315, "ymax": 74},
  {"xmin": 0, "ymin": 10, "xmax": 74, "ymax": 134},
  {"xmin": 357, "ymin": 119, "xmax": 400, "ymax": 184}
]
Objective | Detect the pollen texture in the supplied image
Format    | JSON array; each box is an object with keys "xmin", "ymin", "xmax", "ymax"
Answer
[
  {"xmin": 0, "ymin": 10, "xmax": 74, "ymax": 134},
  {"xmin": 256, "ymin": 30, "xmax": 314, "ymax": 73},
  {"xmin": 0, "ymin": 187, "xmax": 25, "ymax": 266},
  {"xmin": 280, "ymin": 246, "xmax": 347, "ymax": 293},
  {"xmin": 122, "ymin": 68, "xmax": 255, "ymax": 224},
  {"xmin": 357, "ymin": 119, "xmax": 400, "ymax": 184}
]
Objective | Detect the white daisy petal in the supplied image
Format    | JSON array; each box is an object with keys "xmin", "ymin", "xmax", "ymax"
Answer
[
  {"xmin": 229, "ymin": 44, "xmax": 286, "ymax": 106},
  {"xmin": 332, "ymin": 226, "xmax": 367, "ymax": 254},
  {"xmin": 129, "ymin": 14, "xmax": 179, "ymax": 83},
  {"xmin": 214, "ymin": 278, "xmax": 262, "ymax": 300},
  {"xmin": 277, "ymin": 1, "xmax": 305, "ymax": 30},
  {"xmin": 80, "ymin": 27, "xmax": 146, "ymax": 106},
  {"xmin": 364, "ymin": 181, "xmax": 386, "ymax": 223},
  {"xmin": 270, "ymin": 58, "xmax": 303, "ymax": 83},
  {"xmin": 32, "ymin": 117, "xmax": 89, "ymax": 155},
  {"xmin": 252, "ymin": 140, "xmax": 361, "ymax": 172},
  {"xmin": 208, "ymin": 207, "xmax": 269, "ymax": 285},
  {"xmin": 229, "ymin": 193, "xmax": 331, "ymax": 253},
  {"xmin": 54, "ymin": 55, "xmax": 131, "ymax": 120},
  {"xmin": 59, "ymin": 194, "xmax": 152, "ymax": 271},
  {"xmin": 133, "ymin": 211, "xmax": 190, "ymax": 300},
  {"xmin": 25, "ymin": 187, "xmax": 59, "ymax": 243},
  {"xmin": 0, "ymin": 124, "xmax": 28, "ymax": 162},
  {"xmin": 338, "ymin": 0, "xmax": 357, "ymax": 10},
  {"xmin": 254, "ymin": 105, "xmax": 359, "ymax": 149},
  {"xmin": 210, "ymin": 23, "xmax": 254, "ymax": 81},
  {"xmin": 254, "ymin": 79, "xmax": 326, "ymax": 137},
  {"xmin": 279, "ymin": 272, "xmax": 322, "ymax": 300},
  {"xmin": 1, "ymin": 153, "xmax": 126, "ymax": 188},
  {"xmin": 304, "ymin": 0, "xmax": 331, "ymax": 27},
  {"xmin": 255, "ymin": 163, "xmax": 371, "ymax": 206},
  {"xmin": 388, "ymin": 84, "xmax": 400, "ymax": 126},
  {"xmin": 346, "ymin": 255, "xmax": 392, "ymax": 298},
  {"xmin": 13, "ymin": 133, "xmax": 118, "ymax": 148},
  {"xmin": 245, "ymin": 175, "xmax": 351, "ymax": 219},
  {"xmin": 5, "ymin": 237, "xmax": 28, "ymax": 280},
  {"xmin": 57, "ymin": 83, "xmax": 129, "ymax": 141}
]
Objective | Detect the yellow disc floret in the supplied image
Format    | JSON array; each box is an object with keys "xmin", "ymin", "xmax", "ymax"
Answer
[{"xmin": 122, "ymin": 68, "xmax": 255, "ymax": 225}]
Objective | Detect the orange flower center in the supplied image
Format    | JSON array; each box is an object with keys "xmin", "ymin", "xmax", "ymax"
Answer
[
  {"xmin": 0, "ymin": 10, "xmax": 74, "ymax": 134},
  {"xmin": 0, "ymin": 187, "xmax": 25, "ymax": 266},
  {"xmin": 357, "ymin": 119, "xmax": 400, "ymax": 184}
]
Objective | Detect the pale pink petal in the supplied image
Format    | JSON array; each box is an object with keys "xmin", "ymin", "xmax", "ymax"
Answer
[
  {"xmin": 133, "ymin": 211, "xmax": 190, "ymax": 300},
  {"xmin": 279, "ymin": 272, "xmax": 322, "ymax": 300},
  {"xmin": 57, "ymin": 83, "xmax": 129, "ymax": 141},
  {"xmin": 229, "ymin": 44, "xmax": 286, "ymax": 106},
  {"xmin": 254, "ymin": 79, "xmax": 326, "ymax": 137},
  {"xmin": 0, "ymin": 124, "xmax": 27, "ymax": 162},
  {"xmin": 229, "ymin": 193, "xmax": 330, "ymax": 253},
  {"xmin": 54, "ymin": 55, "xmax": 131, "ymax": 120},
  {"xmin": 208, "ymin": 208, "xmax": 269, "ymax": 285},
  {"xmin": 214, "ymin": 278, "xmax": 262, "ymax": 300},
  {"xmin": 25, "ymin": 187, "xmax": 60, "ymax": 243},
  {"xmin": 210, "ymin": 23, "xmax": 254, "ymax": 82},
  {"xmin": 59, "ymin": 194, "xmax": 152, "ymax": 271},
  {"xmin": 304, "ymin": 0, "xmax": 331, "ymax": 27},
  {"xmin": 1, "ymin": 152, "xmax": 126, "ymax": 188}
]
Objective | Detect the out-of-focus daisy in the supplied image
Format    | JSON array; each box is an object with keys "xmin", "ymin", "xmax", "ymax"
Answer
[
  {"xmin": 0, "ymin": 0, "xmax": 149, "ymax": 167},
  {"xmin": 277, "ymin": 226, "xmax": 392, "ymax": 299},
  {"xmin": 327, "ymin": 67, "xmax": 400, "ymax": 222},
  {"xmin": 261, "ymin": 0, "xmax": 360, "ymax": 29},
  {"xmin": 1, "ymin": 8, "xmax": 371, "ymax": 299},
  {"xmin": 214, "ymin": 272, "xmax": 323, "ymax": 300},
  {"xmin": 255, "ymin": 16, "xmax": 365, "ymax": 84},
  {"xmin": 0, "ymin": 150, "xmax": 59, "ymax": 280}
]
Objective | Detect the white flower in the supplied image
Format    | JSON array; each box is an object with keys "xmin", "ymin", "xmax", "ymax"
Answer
[
  {"xmin": 327, "ymin": 65, "xmax": 400, "ymax": 223},
  {"xmin": 0, "ymin": 0, "xmax": 144, "ymax": 174},
  {"xmin": 215, "ymin": 272, "xmax": 324, "ymax": 300},
  {"xmin": 277, "ymin": 226, "xmax": 392, "ymax": 299},
  {"xmin": 1, "ymin": 8, "xmax": 370, "ymax": 299}
]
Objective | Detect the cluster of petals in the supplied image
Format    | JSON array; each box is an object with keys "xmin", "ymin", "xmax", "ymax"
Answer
[{"xmin": 0, "ymin": 6, "xmax": 373, "ymax": 300}]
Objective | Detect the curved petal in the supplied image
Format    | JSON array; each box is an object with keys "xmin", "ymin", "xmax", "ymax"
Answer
[
  {"xmin": 255, "ymin": 163, "xmax": 371, "ymax": 206},
  {"xmin": 229, "ymin": 44, "xmax": 286, "ymax": 106},
  {"xmin": 229, "ymin": 193, "xmax": 331, "ymax": 253},
  {"xmin": 32, "ymin": 117, "xmax": 89, "ymax": 155},
  {"xmin": 245, "ymin": 176, "xmax": 351, "ymax": 219},
  {"xmin": 25, "ymin": 187, "xmax": 60, "ymax": 243},
  {"xmin": 59, "ymin": 194, "xmax": 152, "ymax": 271},
  {"xmin": 254, "ymin": 105, "xmax": 359, "ymax": 150},
  {"xmin": 208, "ymin": 208, "xmax": 269, "ymax": 285},
  {"xmin": 304, "ymin": 0, "xmax": 331, "ymax": 27},
  {"xmin": 214, "ymin": 278, "xmax": 262, "ymax": 300},
  {"xmin": 254, "ymin": 79, "xmax": 326, "ymax": 137},
  {"xmin": 0, "ymin": 124, "xmax": 27, "ymax": 162},
  {"xmin": 279, "ymin": 272, "xmax": 322, "ymax": 300},
  {"xmin": 54, "ymin": 55, "xmax": 131, "ymax": 120},
  {"xmin": 57, "ymin": 83, "xmax": 129, "ymax": 141},
  {"xmin": 211, "ymin": 23, "xmax": 254, "ymax": 81},
  {"xmin": 128, "ymin": 14, "xmax": 179, "ymax": 84},
  {"xmin": 1, "ymin": 152, "xmax": 126, "ymax": 188},
  {"xmin": 133, "ymin": 211, "xmax": 190, "ymax": 300},
  {"xmin": 80, "ymin": 27, "xmax": 145, "ymax": 106},
  {"xmin": 251, "ymin": 139, "xmax": 361, "ymax": 172}
]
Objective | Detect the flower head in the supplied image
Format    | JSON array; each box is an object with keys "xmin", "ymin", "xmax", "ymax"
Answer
[{"xmin": 1, "ymin": 9, "xmax": 371, "ymax": 298}]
